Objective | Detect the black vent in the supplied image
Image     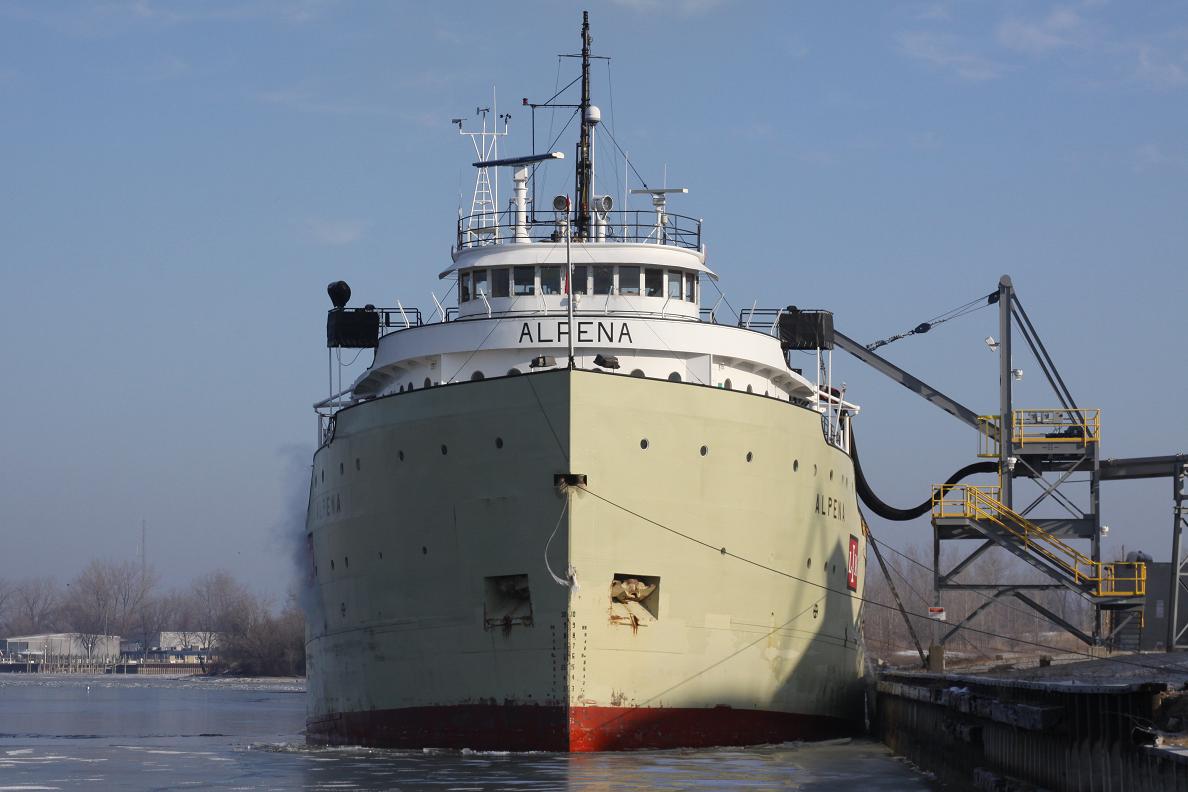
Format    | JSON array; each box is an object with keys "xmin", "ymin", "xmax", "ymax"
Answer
[
  {"xmin": 327, "ymin": 308, "xmax": 380, "ymax": 348},
  {"xmin": 778, "ymin": 307, "xmax": 834, "ymax": 350}
]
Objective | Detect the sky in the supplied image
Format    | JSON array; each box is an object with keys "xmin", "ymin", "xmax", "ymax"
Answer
[{"xmin": 1, "ymin": 0, "xmax": 1185, "ymax": 602}]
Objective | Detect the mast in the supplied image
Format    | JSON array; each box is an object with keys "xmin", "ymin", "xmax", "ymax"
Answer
[{"xmin": 574, "ymin": 11, "xmax": 594, "ymax": 240}]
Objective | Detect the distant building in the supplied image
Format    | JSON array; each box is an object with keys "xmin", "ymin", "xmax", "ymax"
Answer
[
  {"xmin": 2, "ymin": 633, "xmax": 121, "ymax": 660},
  {"xmin": 118, "ymin": 631, "xmax": 220, "ymax": 663}
]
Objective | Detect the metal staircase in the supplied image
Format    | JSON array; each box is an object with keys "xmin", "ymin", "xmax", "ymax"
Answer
[{"xmin": 933, "ymin": 483, "xmax": 1146, "ymax": 603}]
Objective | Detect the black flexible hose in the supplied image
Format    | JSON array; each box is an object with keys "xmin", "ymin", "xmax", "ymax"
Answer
[{"xmin": 851, "ymin": 429, "xmax": 997, "ymax": 521}]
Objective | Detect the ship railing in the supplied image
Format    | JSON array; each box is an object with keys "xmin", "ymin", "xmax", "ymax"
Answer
[
  {"xmin": 456, "ymin": 209, "xmax": 702, "ymax": 251},
  {"xmin": 697, "ymin": 307, "xmax": 788, "ymax": 335},
  {"xmin": 1012, "ymin": 408, "xmax": 1100, "ymax": 446}
]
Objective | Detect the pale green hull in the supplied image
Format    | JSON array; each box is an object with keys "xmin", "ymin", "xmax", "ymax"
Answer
[{"xmin": 305, "ymin": 370, "xmax": 866, "ymax": 749}]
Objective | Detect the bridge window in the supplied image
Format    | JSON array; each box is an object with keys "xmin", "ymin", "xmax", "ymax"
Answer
[
  {"xmin": 492, "ymin": 268, "xmax": 510, "ymax": 298},
  {"xmin": 460, "ymin": 272, "xmax": 471, "ymax": 302},
  {"xmin": 667, "ymin": 270, "xmax": 682, "ymax": 300},
  {"xmin": 593, "ymin": 266, "xmax": 613, "ymax": 295},
  {"xmin": 540, "ymin": 266, "xmax": 562, "ymax": 295},
  {"xmin": 644, "ymin": 268, "xmax": 663, "ymax": 297},
  {"xmin": 513, "ymin": 266, "xmax": 535, "ymax": 296},
  {"xmin": 618, "ymin": 266, "xmax": 641, "ymax": 296},
  {"xmin": 684, "ymin": 273, "xmax": 697, "ymax": 303},
  {"xmin": 473, "ymin": 269, "xmax": 489, "ymax": 300},
  {"xmin": 572, "ymin": 265, "xmax": 589, "ymax": 295}
]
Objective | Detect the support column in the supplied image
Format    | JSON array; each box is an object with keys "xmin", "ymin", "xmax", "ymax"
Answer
[
  {"xmin": 998, "ymin": 275, "xmax": 1014, "ymax": 509},
  {"xmin": 1170, "ymin": 464, "xmax": 1188, "ymax": 650}
]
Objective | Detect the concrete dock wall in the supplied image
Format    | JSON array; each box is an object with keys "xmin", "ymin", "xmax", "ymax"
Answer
[{"xmin": 878, "ymin": 671, "xmax": 1188, "ymax": 790}]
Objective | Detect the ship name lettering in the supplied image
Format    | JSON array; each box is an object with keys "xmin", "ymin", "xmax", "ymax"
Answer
[
  {"xmin": 517, "ymin": 321, "xmax": 633, "ymax": 345},
  {"xmin": 814, "ymin": 493, "xmax": 845, "ymax": 521}
]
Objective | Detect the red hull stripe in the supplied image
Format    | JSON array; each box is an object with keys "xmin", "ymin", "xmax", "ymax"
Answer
[{"xmin": 307, "ymin": 705, "xmax": 856, "ymax": 752}]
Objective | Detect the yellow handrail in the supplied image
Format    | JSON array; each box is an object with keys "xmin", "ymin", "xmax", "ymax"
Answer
[
  {"xmin": 932, "ymin": 483, "xmax": 1144, "ymax": 597},
  {"xmin": 1011, "ymin": 408, "xmax": 1100, "ymax": 446}
]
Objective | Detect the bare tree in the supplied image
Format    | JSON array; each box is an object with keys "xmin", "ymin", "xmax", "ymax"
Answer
[
  {"xmin": 0, "ymin": 578, "xmax": 14, "ymax": 635},
  {"xmin": 10, "ymin": 577, "xmax": 62, "ymax": 636},
  {"xmin": 61, "ymin": 561, "xmax": 117, "ymax": 657},
  {"xmin": 189, "ymin": 571, "xmax": 252, "ymax": 650},
  {"xmin": 133, "ymin": 591, "xmax": 179, "ymax": 660}
]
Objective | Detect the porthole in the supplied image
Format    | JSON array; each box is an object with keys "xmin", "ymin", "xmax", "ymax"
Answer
[
  {"xmin": 339, "ymin": 462, "xmax": 344, "ymax": 475},
  {"xmin": 423, "ymin": 377, "xmax": 431, "ymax": 388},
  {"xmin": 724, "ymin": 378, "xmax": 732, "ymax": 390},
  {"xmin": 508, "ymin": 368, "xmax": 522, "ymax": 376},
  {"xmin": 421, "ymin": 545, "xmax": 428, "ymax": 555},
  {"xmin": 640, "ymin": 439, "xmax": 649, "ymax": 450},
  {"xmin": 355, "ymin": 458, "xmax": 360, "ymax": 471},
  {"xmin": 700, "ymin": 445, "xmax": 708, "ymax": 456},
  {"xmin": 441, "ymin": 444, "xmax": 448, "ymax": 455},
  {"xmin": 813, "ymin": 464, "xmax": 818, "ymax": 476},
  {"xmin": 470, "ymin": 371, "xmax": 485, "ymax": 381},
  {"xmin": 398, "ymin": 450, "xmax": 405, "ymax": 461},
  {"xmin": 379, "ymin": 551, "xmax": 383, "ymax": 560},
  {"xmin": 793, "ymin": 459, "xmax": 799, "ymax": 472},
  {"xmin": 344, "ymin": 556, "xmax": 349, "ymax": 568},
  {"xmin": 320, "ymin": 469, "xmax": 324, "ymax": 482},
  {"xmin": 746, "ymin": 384, "xmax": 753, "ymax": 393},
  {"xmin": 630, "ymin": 369, "xmax": 645, "ymax": 378},
  {"xmin": 330, "ymin": 559, "xmax": 335, "ymax": 571},
  {"xmin": 830, "ymin": 470, "xmax": 834, "ymax": 481},
  {"xmin": 746, "ymin": 451, "xmax": 753, "ymax": 462},
  {"xmin": 668, "ymin": 372, "xmax": 682, "ymax": 382},
  {"xmin": 807, "ymin": 557, "xmax": 812, "ymax": 569},
  {"xmin": 495, "ymin": 437, "xmax": 504, "ymax": 449}
]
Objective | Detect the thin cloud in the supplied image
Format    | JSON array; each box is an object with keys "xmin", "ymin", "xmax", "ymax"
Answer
[
  {"xmin": 258, "ymin": 87, "xmax": 393, "ymax": 117},
  {"xmin": 609, "ymin": 0, "xmax": 727, "ymax": 15},
  {"xmin": 915, "ymin": 2, "xmax": 951, "ymax": 22},
  {"xmin": 1133, "ymin": 143, "xmax": 1188, "ymax": 173},
  {"xmin": 0, "ymin": 0, "xmax": 335, "ymax": 37},
  {"xmin": 302, "ymin": 218, "xmax": 369, "ymax": 246},
  {"xmin": 1133, "ymin": 45, "xmax": 1188, "ymax": 89},
  {"xmin": 997, "ymin": 7, "xmax": 1089, "ymax": 54},
  {"xmin": 896, "ymin": 31, "xmax": 1005, "ymax": 81}
]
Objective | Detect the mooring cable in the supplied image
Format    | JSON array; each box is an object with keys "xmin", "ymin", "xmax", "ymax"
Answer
[{"xmin": 577, "ymin": 484, "xmax": 1188, "ymax": 676}]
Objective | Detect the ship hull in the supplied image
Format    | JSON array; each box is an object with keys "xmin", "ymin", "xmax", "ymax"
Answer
[
  {"xmin": 305, "ymin": 370, "xmax": 866, "ymax": 751},
  {"xmin": 306, "ymin": 703, "xmax": 852, "ymax": 751}
]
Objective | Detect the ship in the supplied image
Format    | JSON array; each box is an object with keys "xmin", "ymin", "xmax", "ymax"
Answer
[{"xmin": 304, "ymin": 12, "xmax": 867, "ymax": 752}]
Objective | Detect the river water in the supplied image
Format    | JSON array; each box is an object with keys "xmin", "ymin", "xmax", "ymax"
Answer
[{"xmin": 0, "ymin": 676, "xmax": 935, "ymax": 790}]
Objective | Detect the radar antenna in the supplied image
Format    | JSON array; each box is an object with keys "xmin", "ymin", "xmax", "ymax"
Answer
[{"xmin": 455, "ymin": 92, "xmax": 510, "ymax": 246}]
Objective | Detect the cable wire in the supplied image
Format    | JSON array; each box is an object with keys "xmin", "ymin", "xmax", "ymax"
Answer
[
  {"xmin": 866, "ymin": 292, "xmax": 996, "ymax": 352},
  {"xmin": 577, "ymin": 484, "xmax": 1186, "ymax": 676}
]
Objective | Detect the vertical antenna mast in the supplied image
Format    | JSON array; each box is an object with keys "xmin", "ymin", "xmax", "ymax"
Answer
[
  {"xmin": 454, "ymin": 98, "xmax": 510, "ymax": 247},
  {"xmin": 574, "ymin": 11, "xmax": 594, "ymax": 240}
]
